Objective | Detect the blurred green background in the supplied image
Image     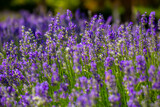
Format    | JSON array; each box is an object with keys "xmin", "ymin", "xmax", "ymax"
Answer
[{"xmin": 1, "ymin": 0, "xmax": 160, "ymax": 22}]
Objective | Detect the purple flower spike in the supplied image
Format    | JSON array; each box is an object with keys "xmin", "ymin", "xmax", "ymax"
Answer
[
  {"xmin": 67, "ymin": 9, "xmax": 73, "ymax": 20},
  {"xmin": 149, "ymin": 11, "xmax": 155, "ymax": 28},
  {"xmin": 104, "ymin": 56, "xmax": 114, "ymax": 69},
  {"xmin": 136, "ymin": 55, "xmax": 146, "ymax": 74},
  {"xmin": 148, "ymin": 65, "xmax": 155, "ymax": 82},
  {"xmin": 141, "ymin": 12, "xmax": 147, "ymax": 26}
]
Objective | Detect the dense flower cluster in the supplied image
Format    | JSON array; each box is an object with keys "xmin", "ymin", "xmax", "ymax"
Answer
[{"xmin": 0, "ymin": 9, "xmax": 160, "ymax": 107}]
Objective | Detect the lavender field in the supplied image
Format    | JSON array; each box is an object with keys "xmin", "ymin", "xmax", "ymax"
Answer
[{"xmin": 0, "ymin": 10, "xmax": 160, "ymax": 107}]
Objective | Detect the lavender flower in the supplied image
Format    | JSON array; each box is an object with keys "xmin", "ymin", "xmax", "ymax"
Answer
[
  {"xmin": 148, "ymin": 65, "xmax": 156, "ymax": 82},
  {"xmin": 136, "ymin": 55, "xmax": 146, "ymax": 74},
  {"xmin": 149, "ymin": 11, "xmax": 155, "ymax": 28},
  {"xmin": 104, "ymin": 56, "xmax": 114, "ymax": 70},
  {"xmin": 141, "ymin": 12, "xmax": 147, "ymax": 26}
]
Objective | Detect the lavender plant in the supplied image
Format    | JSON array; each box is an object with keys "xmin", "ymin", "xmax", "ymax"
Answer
[{"xmin": 0, "ymin": 10, "xmax": 160, "ymax": 107}]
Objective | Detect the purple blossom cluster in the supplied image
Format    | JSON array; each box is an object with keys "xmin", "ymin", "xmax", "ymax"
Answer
[
  {"xmin": 0, "ymin": 11, "xmax": 51, "ymax": 47},
  {"xmin": 0, "ymin": 10, "xmax": 160, "ymax": 106}
]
